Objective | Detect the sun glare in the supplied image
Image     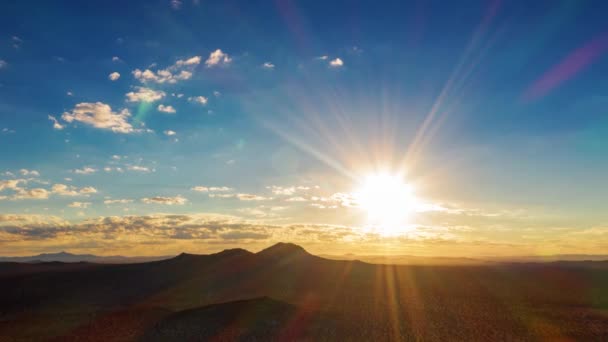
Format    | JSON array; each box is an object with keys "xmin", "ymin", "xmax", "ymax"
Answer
[{"xmin": 355, "ymin": 173, "xmax": 418, "ymax": 236}]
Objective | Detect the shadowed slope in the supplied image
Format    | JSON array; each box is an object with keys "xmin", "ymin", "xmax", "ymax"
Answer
[
  {"xmin": 142, "ymin": 297, "xmax": 299, "ymax": 341},
  {"xmin": 0, "ymin": 243, "xmax": 607, "ymax": 341}
]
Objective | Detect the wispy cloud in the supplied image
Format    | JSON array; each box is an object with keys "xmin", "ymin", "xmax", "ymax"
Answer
[
  {"xmin": 73, "ymin": 167, "xmax": 97, "ymax": 175},
  {"xmin": 141, "ymin": 195, "xmax": 187, "ymax": 205},
  {"xmin": 191, "ymin": 186, "xmax": 234, "ymax": 192},
  {"xmin": 68, "ymin": 201, "xmax": 91, "ymax": 208},
  {"xmin": 48, "ymin": 115, "xmax": 64, "ymax": 130}
]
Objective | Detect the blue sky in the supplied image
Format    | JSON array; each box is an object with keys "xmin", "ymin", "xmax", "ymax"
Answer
[{"xmin": 1, "ymin": 0, "xmax": 607, "ymax": 256}]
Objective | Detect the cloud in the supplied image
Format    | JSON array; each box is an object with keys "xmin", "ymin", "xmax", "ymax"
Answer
[
  {"xmin": 79, "ymin": 186, "xmax": 98, "ymax": 195},
  {"xmin": 267, "ymin": 185, "xmax": 310, "ymax": 196},
  {"xmin": 262, "ymin": 62, "xmax": 275, "ymax": 69},
  {"xmin": 108, "ymin": 72, "xmax": 121, "ymax": 81},
  {"xmin": 316, "ymin": 55, "xmax": 329, "ymax": 60},
  {"xmin": 236, "ymin": 193, "xmax": 270, "ymax": 201},
  {"xmin": 0, "ymin": 60, "xmax": 7, "ymax": 69},
  {"xmin": 19, "ymin": 169, "xmax": 40, "ymax": 177},
  {"xmin": 73, "ymin": 167, "xmax": 97, "ymax": 175},
  {"xmin": 205, "ymin": 49, "xmax": 232, "ymax": 67},
  {"xmin": 61, "ymin": 102, "xmax": 136, "ymax": 134},
  {"xmin": 175, "ymin": 56, "xmax": 201, "ymax": 67},
  {"xmin": 329, "ymin": 58, "xmax": 344, "ymax": 68},
  {"xmin": 132, "ymin": 56, "xmax": 200, "ymax": 84},
  {"xmin": 48, "ymin": 115, "xmax": 64, "ymax": 130},
  {"xmin": 0, "ymin": 213, "xmax": 365, "ymax": 253},
  {"xmin": 157, "ymin": 104, "xmax": 176, "ymax": 114},
  {"xmin": 104, "ymin": 199, "xmax": 133, "ymax": 204},
  {"xmin": 188, "ymin": 96, "xmax": 208, "ymax": 105},
  {"xmin": 125, "ymin": 87, "xmax": 166, "ymax": 103},
  {"xmin": 68, "ymin": 201, "xmax": 91, "ymax": 208},
  {"xmin": 51, "ymin": 184, "xmax": 97, "ymax": 196},
  {"xmin": 13, "ymin": 188, "xmax": 49, "ymax": 200},
  {"xmin": 127, "ymin": 165, "xmax": 152, "ymax": 173},
  {"xmin": 164, "ymin": 130, "xmax": 177, "ymax": 136},
  {"xmin": 112, "ymin": 56, "xmax": 121, "ymax": 62},
  {"xmin": 191, "ymin": 186, "xmax": 233, "ymax": 192},
  {"xmin": 285, "ymin": 196, "xmax": 308, "ymax": 202},
  {"xmin": 208, "ymin": 193, "xmax": 236, "ymax": 199},
  {"xmin": 141, "ymin": 195, "xmax": 187, "ymax": 205}
]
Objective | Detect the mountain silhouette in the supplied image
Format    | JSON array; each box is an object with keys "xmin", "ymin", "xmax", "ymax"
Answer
[
  {"xmin": 0, "ymin": 251, "xmax": 170, "ymax": 264},
  {"xmin": 0, "ymin": 242, "xmax": 607, "ymax": 341}
]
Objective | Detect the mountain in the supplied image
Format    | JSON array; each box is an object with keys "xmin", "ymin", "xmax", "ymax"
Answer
[
  {"xmin": 0, "ymin": 251, "xmax": 171, "ymax": 264},
  {"xmin": 0, "ymin": 242, "xmax": 606, "ymax": 341}
]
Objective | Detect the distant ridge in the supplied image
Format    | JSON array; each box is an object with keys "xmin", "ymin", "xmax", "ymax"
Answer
[{"xmin": 0, "ymin": 251, "xmax": 171, "ymax": 264}]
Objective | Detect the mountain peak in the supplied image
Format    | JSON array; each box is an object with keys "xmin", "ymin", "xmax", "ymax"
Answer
[{"xmin": 256, "ymin": 242, "xmax": 310, "ymax": 258}]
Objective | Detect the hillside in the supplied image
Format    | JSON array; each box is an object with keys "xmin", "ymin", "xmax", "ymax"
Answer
[{"xmin": 0, "ymin": 243, "xmax": 607, "ymax": 341}]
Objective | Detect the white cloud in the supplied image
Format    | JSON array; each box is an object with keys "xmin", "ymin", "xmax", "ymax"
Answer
[
  {"xmin": 66, "ymin": 91, "xmax": 73, "ymax": 96},
  {"xmin": 188, "ymin": 96, "xmax": 208, "ymax": 105},
  {"xmin": 73, "ymin": 167, "xmax": 97, "ymax": 175},
  {"xmin": 267, "ymin": 185, "xmax": 310, "ymax": 196},
  {"xmin": 262, "ymin": 62, "xmax": 275, "ymax": 69},
  {"xmin": 286, "ymin": 196, "xmax": 308, "ymax": 202},
  {"xmin": 316, "ymin": 55, "xmax": 329, "ymax": 60},
  {"xmin": 48, "ymin": 115, "xmax": 64, "ymax": 130},
  {"xmin": 127, "ymin": 165, "xmax": 152, "ymax": 173},
  {"xmin": 108, "ymin": 72, "xmax": 121, "ymax": 81},
  {"xmin": 126, "ymin": 87, "xmax": 166, "ymax": 103},
  {"xmin": 205, "ymin": 49, "xmax": 232, "ymax": 67},
  {"xmin": 141, "ymin": 195, "xmax": 187, "ymax": 205},
  {"xmin": 329, "ymin": 58, "xmax": 344, "ymax": 67},
  {"xmin": 132, "ymin": 56, "xmax": 200, "ymax": 84},
  {"xmin": 164, "ymin": 130, "xmax": 177, "ymax": 136},
  {"xmin": 191, "ymin": 186, "xmax": 233, "ymax": 192},
  {"xmin": 157, "ymin": 104, "xmax": 176, "ymax": 113},
  {"xmin": 0, "ymin": 60, "xmax": 7, "ymax": 69},
  {"xmin": 133, "ymin": 69, "xmax": 192, "ymax": 84},
  {"xmin": 19, "ymin": 169, "xmax": 40, "ymax": 177},
  {"xmin": 61, "ymin": 102, "xmax": 136, "ymax": 134},
  {"xmin": 68, "ymin": 201, "xmax": 91, "ymax": 208},
  {"xmin": 175, "ymin": 56, "xmax": 201, "ymax": 67},
  {"xmin": 112, "ymin": 56, "xmax": 121, "ymax": 62},
  {"xmin": 104, "ymin": 199, "xmax": 133, "ymax": 204}
]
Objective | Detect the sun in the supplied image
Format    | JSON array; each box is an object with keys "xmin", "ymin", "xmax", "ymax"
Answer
[{"xmin": 355, "ymin": 173, "xmax": 418, "ymax": 236}]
